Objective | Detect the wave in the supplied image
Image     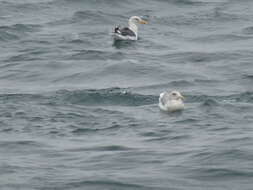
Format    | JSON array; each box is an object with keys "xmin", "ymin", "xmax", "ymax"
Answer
[
  {"xmin": 156, "ymin": 0, "xmax": 206, "ymax": 5},
  {"xmin": 201, "ymin": 98, "xmax": 219, "ymax": 107},
  {"xmin": 192, "ymin": 34, "xmax": 253, "ymax": 43},
  {"xmin": 0, "ymin": 1, "xmax": 53, "ymax": 11},
  {"xmin": 242, "ymin": 26, "xmax": 253, "ymax": 35},
  {"xmin": 186, "ymin": 91, "xmax": 253, "ymax": 103},
  {"xmin": 4, "ymin": 51, "xmax": 46, "ymax": 63},
  {"xmin": 190, "ymin": 167, "xmax": 253, "ymax": 180},
  {"xmin": 71, "ymin": 123, "xmax": 125, "ymax": 134},
  {"xmin": 0, "ymin": 24, "xmax": 41, "ymax": 42},
  {"xmin": 64, "ymin": 180, "xmax": 163, "ymax": 190},
  {"xmin": 61, "ymin": 0, "xmax": 130, "ymax": 6},
  {"xmin": 160, "ymin": 51, "xmax": 248, "ymax": 63},
  {"xmin": 242, "ymin": 74, "xmax": 253, "ymax": 80},
  {"xmin": 0, "ymin": 140, "xmax": 48, "ymax": 152},
  {"xmin": 54, "ymin": 88, "xmax": 156, "ymax": 106},
  {"xmin": 0, "ymin": 88, "xmax": 252, "ymax": 107},
  {"xmin": 154, "ymin": 5, "xmax": 242, "ymax": 27},
  {"xmin": 72, "ymin": 10, "xmax": 119, "ymax": 24},
  {"xmin": 66, "ymin": 145, "xmax": 134, "ymax": 152},
  {"xmin": 68, "ymin": 49, "xmax": 126, "ymax": 61}
]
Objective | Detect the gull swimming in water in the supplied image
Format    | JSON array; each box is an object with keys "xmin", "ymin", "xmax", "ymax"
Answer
[
  {"xmin": 113, "ymin": 16, "xmax": 148, "ymax": 41},
  {"xmin": 159, "ymin": 90, "xmax": 185, "ymax": 112}
]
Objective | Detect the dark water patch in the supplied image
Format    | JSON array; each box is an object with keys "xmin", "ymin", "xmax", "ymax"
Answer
[
  {"xmin": 174, "ymin": 118, "xmax": 199, "ymax": 124},
  {"xmin": 242, "ymin": 74, "xmax": 253, "ymax": 80},
  {"xmin": 45, "ymin": 111, "xmax": 99, "ymax": 134},
  {"xmin": 184, "ymin": 94, "xmax": 211, "ymax": 103},
  {"xmin": 242, "ymin": 26, "xmax": 253, "ymax": 35},
  {"xmin": 146, "ymin": 136, "xmax": 175, "ymax": 142},
  {"xmin": 47, "ymin": 129, "xmax": 62, "ymax": 135},
  {"xmin": 54, "ymin": 88, "xmax": 157, "ymax": 106},
  {"xmin": 201, "ymin": 99, "xmax": 219, "ymax": 107},
  {"xmin": 4, "ymin": 51, "xmax": 46, "ymax": 62},
  {"xmin": 124, "ymin": 9, "xmax": 153, "ymax": 19},
  {"xmin": 193, "ymin": 34, "xmax": 253, "ymax": 42},
  {"xmin": 0, "ymin": 164, "xmax": 18, "ymax": 175},
  {"xmin": 68, "ymin": 49, "xmax": 126, "ymax": 60},
  {"xmin": 140, "ymin": 131, "xmax": 167, "ymax": 137},
  {"xmin": 0, "ymin": 93, "xmax": 47, "ymax": 103},
  {"xmin": 64, "ymin": 180, "xmax": 161, "ymax": 190},
  {"xmin": 1, "ymin": 127, "xmax": 13, "ymax": 133},
  {"xmin": 14, "ymin": 110, "xmax": 27, "ymax": 118},
  {"xmin": 0, "ymin": 62, "xmax": 19, "ymax": 70},
  {"xmin": 133, "ymin": 80, "xmax": 194, "ymax": 91},
  {"xmin": 0, "ymin": 91, "xmax": 252, "ymax": 109},
  {"xmin": 0, "ymin": 24, "xmax": 41, "ymax": 32},
  {"xmin": 194, "ymin": 79, "xmax": 220, "ymax": 84},
  {"xmin": 140, "ymin": 129, "xmax": 175, "ymax": 141},
  {"xmin": 0, "ymin": 31, "xmax": 19, "ymax": 42},
  {"xmin": 97, "ymin": 61, "xmax": 166, "ymax": 79},
  {"xmin": 207, "ymin": 126, "xmax": 231, "ymax": 132},
  {"xmin": 190, "ymin": 148, "xmax": 253, "ymax": 172},
  {"xmin": 172, "ymin": 0, "xmax": 206, "ymax": 5},
  {"xmin": 0, "ymin": 111, "xmax": 13, "ymax": 118},
  {"xmin": 222, "ymin": 136, "xmax": 253, "ymax": 145},
  {"xmin": 70, "ymin": 115, "xmax": 141, "ymax": 136},
  {"xmin": 71, "ymin": 127, "xmax": 100, "ymax": 134},
  {"xmin": 67, "ymin": 145, "xmax": 134, "ymax": 152},
  {"xmin": 78, "ymin": 31, "xmax": 108, "ymax": 39},
  {"xmin": 0, "ymin": 140, "xmax": 48, "ymax": 153},
  {"xmin": 112, "ymin": 40, "xmax": 138, "ymax": 49},
  {"xmin": 145, "ymin": 131, "xmax": 191, "ymax": 142},
  {"xmin": 168, "ymin": 80, "xmax": 194, "ymax": 87},
  {"xmin": 91, "ymin": 107, "xmax": 123, "ymax": 115},
  {"xmin": 0, "ymin": 24, "xmax": 41, "ymax": 33},
  {"xmin": 190, "ymin": 168, "xmax": 253, "ymax": 180},
  {"xmin": 47, "ymin": 5, "xmax": 124, "ymax": 26},
  {"xmin": 155, "ymin": 8, "xmax": 242, "ymax": 27},
  {"xmin": 68, "ymin": 39, "xmax": 85, "ymax": 44},
  {"xmin": 162, "ymin": 51, "xmax": 242, "ymax": 63},
  {"xmin": 0, "ymin": 1, "xmax": 55, "ymax": 15},
  {"xmin": 155, "ymin": 0, "xmax": 207, "ymax": 6},
  {"xmin": 46, "ymin": 18, "xmax": 73, "ymax": 26},
  {"xmin": 72, "ymin": 10, "xmax": 115, "ymax": 24},
  {"xmin": 71, "ymin": 124, "xmax": 123, "ymax": 134},
  {"xmin": 233, "ymin": 91, "xmax": 253, "ymax": 103},
  {"xmin": 187, "ymin": 91, "xmax": 253, "ymax": 103},
  {"xmin": 0, "ymin": 24, "xmax": 41, "ymax": 42},
  {"xmin": 212, "ymin": 8, "xmax": 246, "ymax": 22},
  {"xmin": 20, "ymin": 39, "xmax": 53, "ymax": 46},
  {"xmin": 62, "ymin": 0, "xmax": 131, "ymax": 7},
  {"xmin": 170, "ymin": 134, "xmax": 191, "ymax": 140}
]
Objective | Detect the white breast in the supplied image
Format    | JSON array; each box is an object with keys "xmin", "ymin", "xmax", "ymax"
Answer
[{"xmin": 159, "ymin": 93, "xmax": 184, "ymax": 112}]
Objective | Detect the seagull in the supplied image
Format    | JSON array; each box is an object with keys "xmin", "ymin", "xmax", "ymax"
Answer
[
  {"xmin": 113, "ymin": 16, "xmax": 148, "ymax": 41},
  {"xmin": 159, "ymin": 90, "xmax": 185, "ymax": 112}
]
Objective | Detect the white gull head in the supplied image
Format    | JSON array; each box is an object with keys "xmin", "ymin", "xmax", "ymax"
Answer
[
  {"xmin": 128, "ymin": 16, "xmax": 148, "ymax": 38},
  {"xmin": 159, "ymin": 90, "xmax": 185, "ymax": 112}
]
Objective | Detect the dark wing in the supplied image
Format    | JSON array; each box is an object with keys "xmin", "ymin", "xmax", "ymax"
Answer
[{"xmin": 114, "ymin": 27, "xmax": 136, "ymax": 37}]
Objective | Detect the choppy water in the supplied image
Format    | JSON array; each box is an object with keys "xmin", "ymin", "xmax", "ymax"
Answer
[{"xmin": 1, "ymin": 0, "xmax": 253, "ymax": 189}]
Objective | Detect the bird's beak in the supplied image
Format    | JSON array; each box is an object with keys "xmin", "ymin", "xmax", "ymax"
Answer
[
  {"xmin": 180, "ymin": 95, "xmax": 185, "ymax": 100},
  {"xmin": 139, "ymin": 20, "xmax": 148, "ymax": 24}
]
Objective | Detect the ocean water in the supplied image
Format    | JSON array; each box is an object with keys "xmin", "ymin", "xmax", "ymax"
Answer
[{"xmin": 1, "ymin": 0, "xmax": 253, "ymax": 189}]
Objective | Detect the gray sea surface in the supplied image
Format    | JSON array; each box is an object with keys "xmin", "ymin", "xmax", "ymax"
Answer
[{"xmin": 0, "ymin": 0, "xmax": 253, "ymax": 189}]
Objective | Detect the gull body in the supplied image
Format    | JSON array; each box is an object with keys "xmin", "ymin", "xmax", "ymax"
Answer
[
  {"xmin": 159, "ymin": 91, "xmax": 185, "ymax": 112},
  {"xmin": 113, "ymin": 16, "xmax": 148, "ymax": 41}
]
